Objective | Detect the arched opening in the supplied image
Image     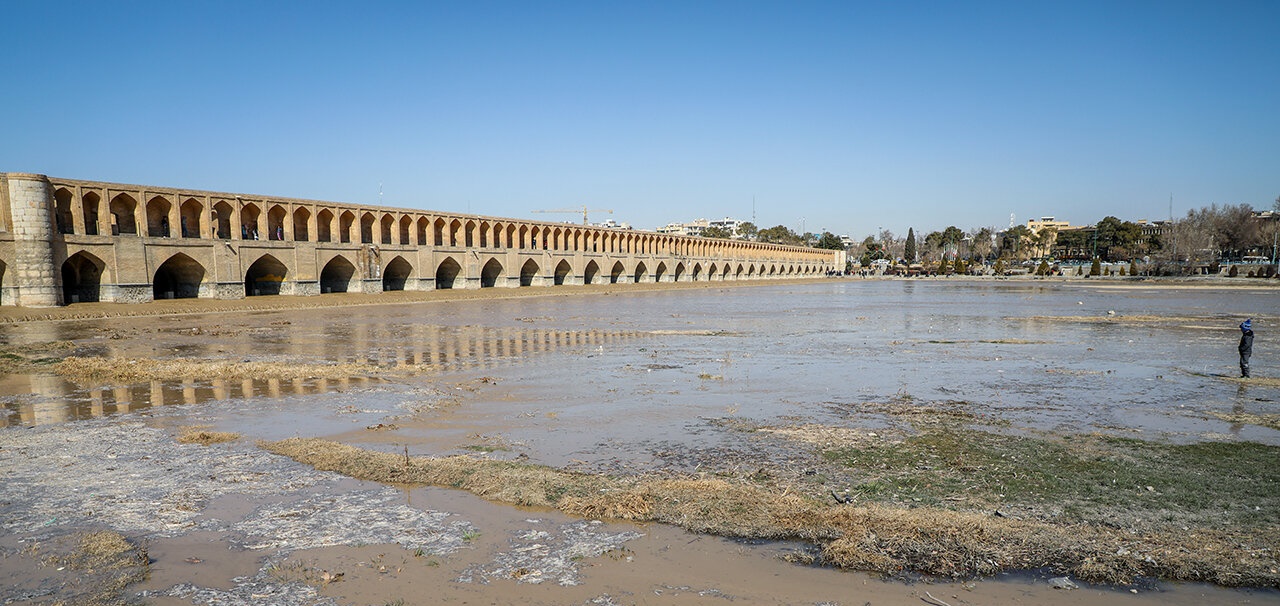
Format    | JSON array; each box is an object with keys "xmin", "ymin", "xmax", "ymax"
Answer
[
  {"xmin": 109, "ymin": 193, "xmax": 138, "ymax": 235},
  {"xmin": 317, "ymin": 209, "xmax": 334, "ymax": 242},
  {"xmin": 399, "ymin": 216, "xmax": 412, "ymax": 245},
  {"xmin": 240, "ymin": 204, "xmax": 261, "ymax": 240},
  {"xmin": 383, "ymin": 256, "xmax": 412, "ymax": 291},
  {"xmin": 583, "ymin": 260, "xmax": 600, "ymax": 285},
  {"xmin": 417, "ymin": 217, "xmax": 429, "ymax": 246},
  {"xmin": 61, "ymin": 251, "xmax": 105, "ymax": 304},
  {"xmin": 54, "ymin": 188, "xmax": 74, "ymax": 234},
  {"xmin": 553, "ymin": 260, "xmax": 571, "ymax": 285},
  {"xmin": 82, "ymin": 192, "xmax": 101, "ymax": 235},
  {"xmin": 380, "ymin": 214, "xmax": 394, "ymax": 244},
  {"xmin": 436, "ymin": 257, "xmax": 461, "ymax": 289},
  {"xmin": 610, "ymin": 261, "xmax": 625, "ymax": 284},
  {"xmin": 654, "ymin": 262, "xmax": 667, "ymax": 282},
  {"xmin": 212, "ymin": 201, "xmax": 233, "ymax": 239},
  {"xmin": 339, "ymin": 211, "xmax": 355, "ymax": 243},
  {"xmin": 267, "ymin": 205, "xmax": 287, "ymax": 240},
  {"xmin": 520, "ymin": 259, "xmax": 540, "ymax": 286},
  {"xmin": 180, "ymin": 198, "xmax": 202, "ymax": 238},
  {"xmin": 320, "ymin": 256, "xmax": 356, "ymax": 293},
  {"xmin": 449, "ymin": 219, "xmax": 463, "ymax": 247},
  {"xmin": 481, "ymin": 259, "xmax": 503, "ymax": 288},
  {"xmin": 153, "ymin": 253, "xmax": 205, "ymax": 300},
  {"xmin": 691, "ymin": 263, "xmax": 701, "ymax": 281},
  {"xmin": 245, "ymin": 255, "xmax": 287, "ymax": 296},
  {"xmin": 633, "ymin": 262, "xmax": 648, "ymax": 283},
  {"xmin": 360, "ymin": 213, "xmax": 375, "ymax": 244},
  {"xmin": 434, "ymin": 218, "xmax": 447, "ymax": 246},
  {"xmin": 293, "ymin": 207, "xmax": 311, "ymax": 242},
  {"xmin": 707, "ymin": 264, "xmax": 717, "ymax": 281},
  {"xmin": 146, "ymin": 196, "xmax": 172, "ymax": 237},
  {"xmin": 674, "ymin": 263, "xmax": 686, "ymax": 282},
  {"xmin": 464, "ymin": 220, "xmax": 476, "ymax": 248}
]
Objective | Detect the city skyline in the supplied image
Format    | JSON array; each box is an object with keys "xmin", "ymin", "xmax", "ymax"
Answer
[{"xmin": 3, "ymin": 1, "xmax": 1276, "ymax": 238}]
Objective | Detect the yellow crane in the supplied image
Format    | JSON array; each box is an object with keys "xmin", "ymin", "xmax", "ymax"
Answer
[{"xmin": 533, "ymin": 206, "xmax": 613, "ymax": 225}]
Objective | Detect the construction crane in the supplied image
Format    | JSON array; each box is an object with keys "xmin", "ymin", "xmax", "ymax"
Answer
[{"xmin": 533, "ymin": 206, "xmax": 613, "ymax": 225}]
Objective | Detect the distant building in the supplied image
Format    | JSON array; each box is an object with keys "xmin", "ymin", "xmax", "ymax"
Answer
[
  {"xmin": 657, "ymin": 217, "xmax": 745, "ymax": 238},
  {"xmin": 592, "ymin": 219, "xmax": 632, "ymax": 230}
]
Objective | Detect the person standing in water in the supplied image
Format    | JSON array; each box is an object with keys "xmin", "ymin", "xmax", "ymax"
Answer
[{"xmin": 1239, "ymin": 318, "xmax": 1254, "ymax": 378}]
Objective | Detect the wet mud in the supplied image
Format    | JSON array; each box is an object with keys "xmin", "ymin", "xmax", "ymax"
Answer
[{"xmin": 2, "ymin": 279, "xmax": 1278, "ymax": 604}]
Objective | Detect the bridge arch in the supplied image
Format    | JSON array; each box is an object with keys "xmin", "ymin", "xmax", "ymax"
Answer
[
  {"xmin": 380, "ymin": 214, "xmax": 394, "ymax": 244},
  {"xmin": 180, "ymin": 198, "xmax": 202, "ymax": 238},
  {"xmin": 553, "ymin": 259, "xmax": 571, "ymax": 285},
  {"xmin": 320, "ymin": 255, "xmax": 356, "ymax": 293},
  {"xmin": 245, "ymin": 254, "xmax": 287, "ymax": 296},
  {"xmin": 153, "ymin": 252, "xmax": 205, "ymax": 300},
  {"xmin": 240, "ymin": 203, "xmax": 262, "ymax": 239},
  {"xmin": 293, "ymin": 207, "xmax": 310, "ymax": 241},
  {"xmin": 480, "ymin": 258, "xmax": 503, "ymax": 288},
  {"xmin": 82, "ymin": 191, "xmax": 101, "ymax": 235},
  {"xmin": 109, "ymin": 193, "xmax": 139, "ymax": 235},
  {"xmin": 360, "ymin": 212, "xmax": 375, "ymax": 244},
  {"xmin": 609, "ymin": 261, "xmax": 625, "ymax": 283},
  {"xmin": 654, "ymin": 262, "xmax": 667, "ymax": 283},
  {"xmin": 339, "ymin": 211, "xmax": 355, "ymax": 243},
  {"xmin": 148, "ymin": 195, "xmax": 172, "ymax": 236},
  {"xmin": 435, "ymin": 256, "xmax": 461, "ymax": 289},
  {"xmin": 583, "ymin": 260, "xmax": 600, "ymax": 285},
  {"xmin": 519, "ymin": 259, "xmax": 539, "ymax": 286},
  {"xmin": 383, "ymin": 255, "xmax": 412, "ymax": 291},
  {"xmin": 634, "ymin": 261, "xmax": 648, "ymax": 283},
  {"xmin": 399, "ymin": 216, "xmax": 412, "ymax": 245},
  {"xmin": 54, "ymin": 187, "xmax": 73, "ymax": 234},
  {"xmin": 691, "ymin": 263, "xmax": 702, "ymax": 281},
  {"xmin": 674, "ymin": 262, "xmax": 686, "ymax": 282},
  {"xmin": 316, "ymin": 209, "xmax": 334, "ymax": 242},
  {"xmin": 212, "ymin": 201, "xmax": 233, "ymax": 239},
  {"xmin": 61, "ymin": 251, "xmax": 106, "ymax": 304},
  {"xmin": 267, "ymin": 205, "xmax": 287, "ymax": 240}
]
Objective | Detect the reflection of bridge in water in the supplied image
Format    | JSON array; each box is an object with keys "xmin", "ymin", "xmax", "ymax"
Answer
[
  {"xmin": 1, "ymin": 326, "xmax": 645, "ymax": 426},
  {"xmin": 0, "ymin": 172, "xmax": 844, "ymax": 307}
]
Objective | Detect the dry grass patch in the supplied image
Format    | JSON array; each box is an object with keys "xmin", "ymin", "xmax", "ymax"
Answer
[
  {"xmin": 177, "ymin": 425, "xmax": 240, "ymax": 445},
  {"xmin": 55, "ymin": 356, "xmax": 387, "ymax": 383},
  {"xmin": 1206, "ymin": 410, "xmax": 1280, "ymax": 430},
  {"xmin": 32, "ymin": 530, "xmax": 150, "ymax": 606},
  {"xmin": 259, "ymin": 437, "xmax": 1280, "ymax": 587}
]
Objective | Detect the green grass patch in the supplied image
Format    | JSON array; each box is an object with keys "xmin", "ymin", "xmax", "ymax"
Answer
[{"xmin": 822, "ymin": 428, "xmax": 1280, "ymax": 529}]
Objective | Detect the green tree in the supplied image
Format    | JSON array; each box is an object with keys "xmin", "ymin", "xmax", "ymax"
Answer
[
  {"xmin": 702, "ymin": 226, "xmax": 733, "ymax": 239},
  {"xmin": 954, "ymin": 258, "xmax": 968, "ymax": 274},
  {"xmin": 1129, "ymin": 260, "xmax": 1139, "ymax": 276},
  {"xmin": 1036, "ymin": 260, "xmax": 1050, "ymax": 276},
  {"xmin": 994, "ymin": 259, "xmax": 1005, "ymax": 274},
  {"xmin": 738, "ymin": 222, "xmax": 758, "ymax": 241},
  {"xmin": 904, "ymin": 227, "xmax": 917, "ymax": 262},
  {"xmin": 815, "ymin": 232, "xmax": 845, "ymax": 250},
  {"xmin": 758, "ymin": 225, "xmax": 802, "ymax": 245},
  {"xmin": 1090, "ymin": 257, "xmax": 1102, "ymax": 276},
  {"xmin": 938, "ymin": 257, "xmax": 951, "ymax": 274}
]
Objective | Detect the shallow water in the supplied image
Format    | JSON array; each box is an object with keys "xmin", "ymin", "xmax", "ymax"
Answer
[{"xmin": 2, "ymin": 280, "xmax": 1278, "ymax": 604}]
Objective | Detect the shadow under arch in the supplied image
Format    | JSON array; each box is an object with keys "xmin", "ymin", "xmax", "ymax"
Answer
[
  {"xmin": 519, "ymin": 259, "xmax": 539, "ymax": 287},
  {"xmin": 480, "ymin": 259, "xmax": 503, "ymax": 288},
  {"xmin": 553, "ymin": 259, "xmax": 571, "ymax": 285},
  {"xmin": 153, "ymin": 253, "xmax": 205, "ymax": 300},
  {"xmin": 583, "ymin": 260, "xmax": 600, "ymax": 285},
  {"xmin": 383, "ymin": 256, "xmax": 412, "ymax": 291},
  {"xmin": 436, "ymin": 257, "xmax": 461, "ymax": 289},
  {"xmin": 62, "ymin": 251, "xmax": 106, "ymax": 304},
  {"xmin": 321, "ymin": 256, "xmax": 356, "ymax": 293},
  {"xmin": 245, "ymin": 254, "xmax": 287, "ymax": 296}
]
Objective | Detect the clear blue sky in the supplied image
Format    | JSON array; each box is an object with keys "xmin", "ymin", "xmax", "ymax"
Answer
[{"xmin": 4, "ymin": 1, "xmax": 1277, "ymax": 238}]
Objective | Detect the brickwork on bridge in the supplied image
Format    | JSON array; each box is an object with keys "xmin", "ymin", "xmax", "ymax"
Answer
[{"xmin": 0, "ymin": 173, "xmax": 844, "ymax": 307}]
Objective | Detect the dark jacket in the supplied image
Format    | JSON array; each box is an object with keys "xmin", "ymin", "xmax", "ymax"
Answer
[{"xmin": 1239, "ymin": 330, "xmax": 1254, "ymax": 356}]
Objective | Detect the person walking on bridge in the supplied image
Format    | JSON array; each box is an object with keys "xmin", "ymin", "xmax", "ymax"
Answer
[{"xmin": 1239, "ymin": 318, "xmax": 1254, "ymax": 378}]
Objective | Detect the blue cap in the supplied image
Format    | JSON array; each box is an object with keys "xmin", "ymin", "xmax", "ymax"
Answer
[{"xmin": 1241, "ymin": 318, "xmax": 1252, "ymax": 331}]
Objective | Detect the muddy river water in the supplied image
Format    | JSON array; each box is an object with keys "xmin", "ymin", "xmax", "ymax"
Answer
[{"xmin": 1, "ymin": 279, "xmax": 1277, "ymax": 605}]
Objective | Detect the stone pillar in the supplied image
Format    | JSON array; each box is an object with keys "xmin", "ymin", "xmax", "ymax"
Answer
[{"xmin": 6, "ymin": 173, "xmax": 61, "ymax": 306}]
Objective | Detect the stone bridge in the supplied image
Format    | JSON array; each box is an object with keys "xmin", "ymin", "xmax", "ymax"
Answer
[{"xmin": 0, "ymin": 173, "xmax": 844, "ymax": 307}]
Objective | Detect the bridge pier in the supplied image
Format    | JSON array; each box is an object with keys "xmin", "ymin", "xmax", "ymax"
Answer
[{"xmin": 4, "ymin": 174, "xmax": 61, "ymax": 306}]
